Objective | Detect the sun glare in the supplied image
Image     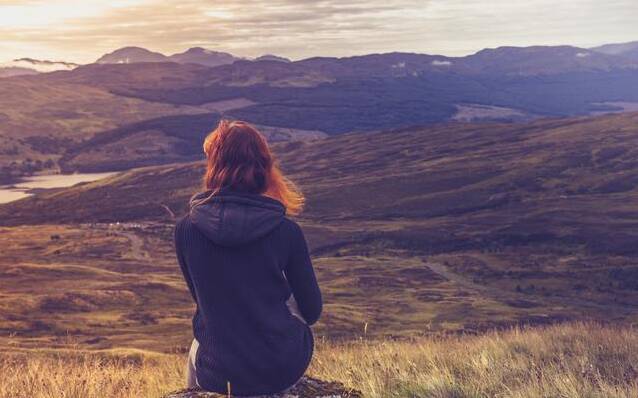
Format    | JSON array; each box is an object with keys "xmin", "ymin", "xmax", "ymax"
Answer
[
  {"xmin": 204, "ymin": 9, "xmax": 235, "ymax": 20},
  {"xmin": 0, "ymin": 0, "xmax": 147, "ymax": 28}
]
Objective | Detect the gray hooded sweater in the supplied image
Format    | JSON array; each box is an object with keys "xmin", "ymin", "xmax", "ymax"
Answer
[{"xmin": 174, "ymin": 188, "xmax": 322, "ymax": 395}]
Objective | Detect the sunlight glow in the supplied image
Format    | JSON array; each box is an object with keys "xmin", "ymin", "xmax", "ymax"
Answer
[
  {"xmin": 0, "ymin": 0, "xmax": 636, "ymax": 63},
  {"xmin": 0, "ymin": 0, "xmax": 147, "ymax": 28},
  {"xmin": 204, "ymin": 9, "xmax": 235, "ymax": 20}
]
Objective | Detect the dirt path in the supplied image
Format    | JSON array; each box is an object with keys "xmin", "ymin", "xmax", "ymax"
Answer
[
  {"xmin": 423, "ymin": 260, "xmax": 490, "ymax": 293},
  {"xmin": 422, "ymin": 258, "xmax": 618, "ymax": 314},
  {"xmin": 118, "ymin": 230, "xmax": 150, "ymax": 261},
  {"xmin": 82, "ymin": 223, "xmax": 154, "ymax": 262}
]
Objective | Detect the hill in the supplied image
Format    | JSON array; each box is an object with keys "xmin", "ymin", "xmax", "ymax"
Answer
[
  {"xmin": 92, "ymin": 43, "xmax": 638, "ymax": 76},
  {"xmin": 5, "ymin": 112, "xmax": 638, "ymax": 251},
  {"xmin": 96, "ymin": 46, "xmax": 240, "ymax": 67},
  {"xmin": 96, "ymin": 46, "xmax": 170, "ymax": 64},
  {"xmin": 0, "ymin": 66, "xmax": 38, "ymax": 78},
  {"xmin": 39, "ymin": 47, "xmax": 638, "ymax": 136},
  {"xmin": 3, "ymin": 43, "xmax": 638, "ymax": 181},
  {"xmin": 2, "ymin": 113, "xmax": 638, "ymax": 345},
  {"xmin": 56, "ymin": 113, "xmax": 326, "ymax": 173},
  {"xmin": 463, "ymin": 45, "xmax": 636, "ymax": 74},
  {"xmin": 6, "ymin": 112, "xmax": 638, "ymax": 257},
  {"xmin": 592, "ymin": 41, "xmax": 638, "ymax": 61},
  {"xmin": 168, "ymin": 47, "xmax": 238, "ymax": 67},
  {"xmin": 0, "ymin": 75, "xmax": 222, "ymax": 183}
]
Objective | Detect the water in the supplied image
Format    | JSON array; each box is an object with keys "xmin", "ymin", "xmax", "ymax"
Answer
[{"xmin": 0, "ymin": 172, "xmax": 117, "ymax": 204}]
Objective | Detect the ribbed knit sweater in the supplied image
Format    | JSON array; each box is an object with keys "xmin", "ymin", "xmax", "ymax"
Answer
[{"xmin": 174, "ymin": 189, "xmax": 322, "ymax": 395}]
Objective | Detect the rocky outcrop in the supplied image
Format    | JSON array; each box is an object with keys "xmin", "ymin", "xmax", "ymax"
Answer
[{"xmin": 163, "ymin": 376, "xmax": 362, "ymax": 398}]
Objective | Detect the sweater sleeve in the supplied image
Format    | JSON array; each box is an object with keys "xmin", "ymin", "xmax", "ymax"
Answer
[
  {"xmin": 284, "ymin": 221, "xmax": 323, "ymax": 325},
  {"xmin": 175, "ymin": 217, "xmax": 198, "ymax": 303}
]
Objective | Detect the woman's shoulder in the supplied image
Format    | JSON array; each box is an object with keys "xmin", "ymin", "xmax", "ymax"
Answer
[
  {"xmin": 173, "ymin": 214, "xmax": 200, "ymax": 243},
  {"xmin": 278, "ymin": 217, "xmax": 308, "ymax": 246},
  {"xmin": 280, "ymin": 217, "xmax": 303, "ymax": 234}
]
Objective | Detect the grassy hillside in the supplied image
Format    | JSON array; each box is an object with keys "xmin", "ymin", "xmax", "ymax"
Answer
[
  {"xmin": 0, "ymin": 76, "xmax": 220, "ymax": 182},
  {"xmin": 4, "ymin": 112, "xmax": 638, "ymax": 255},
  {"xmin": 2, "ymin": 111, "xmax": 638, "ymax": 397},
  {"xmin": 57, "ymin": 114, "xmax": 326, "ymax": 173},
  {"xmin": 0, "ymin": 68, "xmax": 323, "ymax": 181},
  {"xmin": 0, "ymin": 221, "xmax": 567, "ymax": 348},
  {"xmin": 2, "ymin": 323, "xmax": 637, "ymax": 398},
  {"xmin": 2, "ymin": 113, "xmax": 638, "ymax": 345}
]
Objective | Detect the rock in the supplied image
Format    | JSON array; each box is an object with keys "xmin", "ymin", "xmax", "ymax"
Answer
[{"xmin": 163, "ymin": 376, "xmax": 362, "ymax": 398}]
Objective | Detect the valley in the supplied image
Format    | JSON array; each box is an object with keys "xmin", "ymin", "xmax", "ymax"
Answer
[
  {"xmin": 2, "ymin": 112, "xmax": 638, "ymax": 353},
  {"xmin": 2, "ymin": 2, "xmax": 638, "ymax": 393},
  {"xmin": 3, "ymin": 220, "xmax": 636, "ymax": 353},
  {"xmin": 3, "ymin": 44, "xmax": 638, "ymax": 185}
]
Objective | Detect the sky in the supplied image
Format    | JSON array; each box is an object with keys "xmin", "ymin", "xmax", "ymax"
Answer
[{"xmin": 0, "ymin": 0, "xmax": 637, "ymax": 64}]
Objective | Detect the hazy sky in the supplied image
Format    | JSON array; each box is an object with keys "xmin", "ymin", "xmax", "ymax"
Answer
[{"xmin": 0, "ymin": 0, "xmax": 637, "ymax": 63}]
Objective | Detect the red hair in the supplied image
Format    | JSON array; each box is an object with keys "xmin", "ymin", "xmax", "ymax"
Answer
[{"xmin": 203, "ymin": 120, "xmax": 304, "ymax": 215}]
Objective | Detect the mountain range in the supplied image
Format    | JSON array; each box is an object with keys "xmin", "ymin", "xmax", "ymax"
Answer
[
  {"xmin": 2, "ymin": 40, "xmax": 638, "ymax": 76},
  {"xmin": 95, "ymin": 46, "xmax": 246, "ymax": 67},
  {"xmin": 591, "ymin": 41, "xmax": 638, "ymax": 61},
  {"xmin": 1, "ymin": 40, "xmax": 638, "ymax": 183},
  {"xmin": 0, "ymin": 46, "xmax": 292, "ymax": 77}
]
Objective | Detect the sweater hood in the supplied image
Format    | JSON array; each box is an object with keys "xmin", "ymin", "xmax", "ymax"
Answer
[{"xmin": 189, "ymin": 189, "xmax": 286, "ymax": 247}]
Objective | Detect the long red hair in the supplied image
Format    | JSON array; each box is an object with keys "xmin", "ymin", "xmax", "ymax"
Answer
[{"xmin": 202, "ymin": 120, "xmax": 304, "ymax": 215}]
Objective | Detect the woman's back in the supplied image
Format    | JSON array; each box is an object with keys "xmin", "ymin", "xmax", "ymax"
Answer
[{"xmin": 175, "ymin": 189, "xmax": 322, "ymax": 395}]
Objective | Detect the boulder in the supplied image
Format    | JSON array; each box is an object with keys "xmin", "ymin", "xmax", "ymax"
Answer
[{"xmin": 163, "ymin": 376, "xmax": 362, "ymax": 398}]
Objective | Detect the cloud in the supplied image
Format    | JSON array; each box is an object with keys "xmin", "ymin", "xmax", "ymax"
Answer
[
  {"xmin": 1, "ymin": 58, "xmax": 77, "ymax": 72},
  {"xmin": 0, "ymin": 0, "xmax": 637, "ymax": 63}
]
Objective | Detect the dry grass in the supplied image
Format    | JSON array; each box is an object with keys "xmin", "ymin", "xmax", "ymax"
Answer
[
  {"xmin": 313, "ymin": 322, "xmax": 638, "ymax": 398},
  {"xmin": 0, "ymin": 349, "xmax": 184, "ymax": 398},
  {"xmin": 1, "ymin": 323, "xmax": 637, "ymax": 398}
]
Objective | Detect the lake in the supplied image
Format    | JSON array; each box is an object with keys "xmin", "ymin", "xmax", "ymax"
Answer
[{"xmin": 0, "ymin": 172, "xmax": 118, "ymax": 204}]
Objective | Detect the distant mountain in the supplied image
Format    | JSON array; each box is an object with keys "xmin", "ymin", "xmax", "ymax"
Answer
[
  {"xmin": 287, "ymin": 46, "xmax": 638, "ymax": 78},
  {"xmin": 255, "ymin": 54, "xmax": 291, "ymax": 63},
  {"xmin": 4, "ymin": 42, "xmax": 638, "ymax": 181},
  {"xmin": 95, "ymin": 46, "xmax": 239, "ymax": 67},
  {"xmin": 462, "ymin": 45, "xmax": 637, "ymax": 75},
  {"xmin": 0, "ymin": 66, "xmax": 38, "ymax": 78},
  {"xmin": 91, "ymin": 43, "xmax": 638, "ymax": 75},
  {"xmin": 296, "ymin": 52, "xmax": 457, "ymax": 78},
  {"xmin": 168, "ymin": 47, "xmax": 237, "ymax": 67},
  {"xmin": 591, "ymin": 41, "xmax": 638, "ymax": 62},
  {"xmin": 96, "ymin": 46, "xmax": 170, "ymax": 64},
  {"xmin": 29, "ymin": 45, "xmax": 638, "ymax": 134}
]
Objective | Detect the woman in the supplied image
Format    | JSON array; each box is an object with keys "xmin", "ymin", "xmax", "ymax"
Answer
[{"xmin": 174, "ymin": 120, "xmax": 322, "ymax": 396}]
